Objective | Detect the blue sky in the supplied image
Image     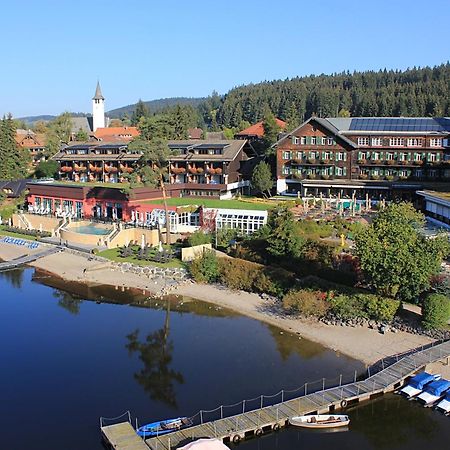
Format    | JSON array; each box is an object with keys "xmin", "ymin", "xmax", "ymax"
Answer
[{"xmin": 1, "ymin": 0, "xmax": 449, "ymax": 117}]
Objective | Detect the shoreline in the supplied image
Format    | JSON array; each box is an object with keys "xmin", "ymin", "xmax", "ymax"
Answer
[{"xmin": 0, "ymin": 240, "xmax": 434, "ymax": 365}]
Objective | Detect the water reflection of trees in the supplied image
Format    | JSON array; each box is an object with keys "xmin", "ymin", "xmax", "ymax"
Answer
[
  {"xmin": 53, "ymin": 290, "xmax": 83, "ymax": 315},
  {"xmin": 351, "ymin": 394, "xmax": 438, "ymax": 448},
  {"xmin": 0, "ymin": 268, "xmax": 24, "ymax": 289},
  {"xmin": 268, "ymin": 325, "xmax": 325, "ymax": 360},
  {"xmin": 126, "ymin": 299, "xmax": 183, "ymax": 408}
]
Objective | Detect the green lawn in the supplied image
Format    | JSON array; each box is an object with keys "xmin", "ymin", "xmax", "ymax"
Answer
[
  {"xmin": 98, "ymin": 246, "xmax": 185, "ymax": 269},
  {"xmin": 143, "ymin": 197, "xmax": 274, "ymax": 211},
  {"xmin": 0, "ymin": 226, "xmax": 38, "ymax": 241}
]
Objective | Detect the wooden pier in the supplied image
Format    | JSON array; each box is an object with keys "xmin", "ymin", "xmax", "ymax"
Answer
[{"xmin": 101, "ymin": 339, "xmax": 450, "ymax": 450}]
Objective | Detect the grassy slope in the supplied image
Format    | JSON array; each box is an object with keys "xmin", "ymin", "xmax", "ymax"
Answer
[
  {"xmin": 0, "ymin": 226, "xmax": 38, "ymax": 241},
  {"xmin": 98, "ymin": 247, "xmax": 185, "ymax": 268}
]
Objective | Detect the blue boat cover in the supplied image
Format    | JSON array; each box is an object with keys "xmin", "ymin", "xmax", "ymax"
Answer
[
  {"xmin": 409, "ymin": 372, "xmax": 434, "ymax": 390},
  {"xmin": 425, "ymin": 379, "xmax": 450, "ymax": 397}
]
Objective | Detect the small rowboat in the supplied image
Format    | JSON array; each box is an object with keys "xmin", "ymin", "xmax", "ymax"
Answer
[
  {"xmin": 137, "ymin": 417, "xmax": 192, "ymax": 438},
  {"xmin": 289, "ymin": 414, "xmax": 350, "ymax": 429}
]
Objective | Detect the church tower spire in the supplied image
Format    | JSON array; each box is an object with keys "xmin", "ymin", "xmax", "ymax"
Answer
[{"xmin": 92, "ymin": 81, "xmax": 105, "ymax": 131}]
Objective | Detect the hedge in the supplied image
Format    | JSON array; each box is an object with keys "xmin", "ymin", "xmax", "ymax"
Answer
[{"xmin": 422, "ymin": 294, "xmax": 450, "ymax": 330}]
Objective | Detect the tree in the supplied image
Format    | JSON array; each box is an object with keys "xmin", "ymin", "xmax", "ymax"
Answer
[
  {"xmin": 354, "ymin": 203, "xmax": 449, "ymax": 301},
  {"xmin": 131, "ymin": 99, "xmax": 150, "ymax": 125},
  {"xmin": 0, "ymin": 114, "xmax": 30, "ymax": 179},
  {"xmin": 422, "ymin": 294, "xmax": 450, "ymax": 330},
  {"xmin": 35, "ymin": 160, "xmax": 59, "ymax": 178},
  {"xmin": 262, "ymin": 110, "xmax": 281, "ymax": 153},
  {"xmin": 128, "ymin": 137, "xmax": 172, "ymax": 243},
  {"xmin": 251, "ymin": 161, "xmax": 273, "ymax": 197},
  {"xmin": 266, "ymin": 205, "xmax": 304, "ymax": 258},
  {"xmin": 45, "ymin": 112, "xmax": 72, "ymax": 157},
  {"xmin": 74, "ymin": 128, "xmax": 89, "ymax": 141}
]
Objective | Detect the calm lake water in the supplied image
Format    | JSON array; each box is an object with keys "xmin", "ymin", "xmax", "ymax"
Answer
[{"xmin": 1, "ymin": 268, "xmax": 449, "ymax": 450}]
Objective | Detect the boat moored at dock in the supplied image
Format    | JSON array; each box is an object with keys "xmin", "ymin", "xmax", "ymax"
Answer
[
  {"xmin": 289, "ymin": 414, "xmax": 350, "ymax": 429},
  {"xmin": 416, "ymin": 379, "xmax": 450, "ymax": 407},
  {"xmin": 137, "ymin": 417, "xmax": 192, "ymax": 438},
  {"xmin": 435, "ymin": 392, "xmax": 450, "ymax": 415},
  {"xmin": 398, "ymin": 372, "xmax": 441, "ymax": 399}
]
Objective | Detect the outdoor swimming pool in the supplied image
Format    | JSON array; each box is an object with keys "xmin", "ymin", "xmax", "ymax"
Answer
[{"xmin": 69, "ymin": 224, "xmax": 112, "ymax": 235}]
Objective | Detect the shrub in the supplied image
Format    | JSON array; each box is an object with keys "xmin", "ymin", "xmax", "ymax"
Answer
[
  {"xmin": 330, "ymin": 293, "xmax": 400, "ymax": 321},
  {"xmin": 356, "ymin": 294, "xmax": 400, "ymax": 321},
  {"xmin": 330, "ymin": 294, "xmax": 366, "ymax": 320},
  {"xmin": 187, "ymin": 230, "xmax": 212, "ymax": 247},
  {"xmin": 282, "ymin": 289, "xmax": 330, "ymax": 317},
  {"xmin": 0, "ymin": 225, "xmax": 51, "ymax": 238},
  {"xmin": 189, "ymin": 250, "xmax": 219, "ymax": 283},
  {"xmin": 422, "ymin": 294, "xmax": 450, "ymax": 330}
]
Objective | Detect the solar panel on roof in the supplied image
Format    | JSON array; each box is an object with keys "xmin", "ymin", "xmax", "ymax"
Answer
[
  {"xmin": 195, "ymin": 143, "xmax": 230, "ymax": 149},
  {"xmin": 349, "ymin": 117, "xmax": 449, "ymax": 132}
]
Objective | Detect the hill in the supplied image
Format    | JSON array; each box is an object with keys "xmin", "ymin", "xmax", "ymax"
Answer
[
  {"xmin": 18, "ymin": 114, "xmax": 56, "ymax": 125},
  {"xmin": 216, "ymin": 63, "xmax": 450, "ymax": 128},
  {"xmin": 107, "ymin": 97, "xmax": 206, "ymax": 118}
]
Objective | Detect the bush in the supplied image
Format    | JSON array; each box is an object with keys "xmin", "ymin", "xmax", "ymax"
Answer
[
  {"xmin": 282, "ymin": 289, "xmax": 330, "ymax": 317},
  {"xmin": 216, "ymin": 257, "xmax": 295, "ymax": 296},
  {"xmin": 187, "ymin": 230, "xmax": 212, "ymax": 247},
  {"xmin": 356, "ymin": 294, "xmax": 400, "ymax": 321},
  {"xmin": 330, "ymin": 294, "xmax": 366, "ymax": 320},
  {"xmin": 189, "ymin": 250, "xmax": 219, "ymax": 283},
  {"xmin": 422, "ymin": 294, "xmax": 450, "ymax": 330}
]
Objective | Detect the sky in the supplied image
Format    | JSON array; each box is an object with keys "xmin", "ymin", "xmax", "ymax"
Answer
[{"xmin": 1, "ymin": 0, "xmax": 449, "ymax": 117}]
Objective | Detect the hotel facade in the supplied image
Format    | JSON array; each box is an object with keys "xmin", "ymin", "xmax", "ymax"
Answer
[{"xmin": 275, "ymin": 117, "xmax": 450, "ymax": 198}]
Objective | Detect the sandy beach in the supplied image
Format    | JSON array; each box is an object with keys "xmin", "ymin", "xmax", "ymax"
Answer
[{"xmin": 0, "ymin": 240, "xmax": 435, "ymax": 365}]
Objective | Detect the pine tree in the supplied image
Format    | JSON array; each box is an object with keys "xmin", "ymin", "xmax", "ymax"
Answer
[
  {"xmin": 131, "ymin": 99, "xmax": 150, "ymax": 125},
  {"xmin": 0, "ymin": 114, "xmax": 30, "ymax": 180}
]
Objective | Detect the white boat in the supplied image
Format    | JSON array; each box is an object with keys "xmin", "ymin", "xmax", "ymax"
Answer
[
  {"xmin": 289, "ymin": 414, "xmax": 349, "ymax": 429},
  {"xmin": 399, "ymin": 372, "xmax": 441, "ymax": 399},
  {"xmin": 416, "ymin": 379, "xmax": 450, "ymax": 406},
  {"xmin": 435, "ymin": 392, "xmax": 450, "ymax": 415}
]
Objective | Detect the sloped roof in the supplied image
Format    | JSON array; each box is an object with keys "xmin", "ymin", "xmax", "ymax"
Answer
[
  {"xmin": 188, "ymin": 127, "xmax": 203, "ymax": 139},
  {"xmin": 15, "ymin": 131, "xmax": 46, "ymax": 148},
  {"xmin": 0, "ymin": 179, "xmax": 31, "ymax": 197},
  {"xmin": 237, "ymin": 118, "xmax": 286, "ymax": 137},
  {"xmin": 168, "ymin": 139, "xmax": 247, "ymax": 161},
  {"xmin": 93, "ymin": 81, "xmax": 104, "ymax": 100},
  {"xmin": 94, "ymin": 126, "xmax": 139, "ymax": 140},
  {"xmin": 70, "ymin": 117, "xmax": 93, "ymax": 133}
]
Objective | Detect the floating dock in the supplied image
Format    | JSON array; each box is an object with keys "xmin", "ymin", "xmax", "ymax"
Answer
[{"xmin": 101, "ymin": 339, "xmax": 450, "ymax": 450}]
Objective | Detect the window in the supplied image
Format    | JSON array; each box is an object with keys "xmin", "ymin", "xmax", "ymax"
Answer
[
  {"xmin": 296, "ymin": 151, "xmax": 303, "ymax": 160},
  {"xmin": 398, "ymin": 152, "xmax": 408, "ymax": 161},
  {"xmin": 371, "ymin": 137, "xmax": 383, "ymax": 146},
  {"xmin": 430, "ymin": 138, "xmax": 442, "ymax": 147},
  {"xmin": 321, "ymin": 137, "xmax": 327, "ymax": 145},
  {"xmin": 386, "ymin": 152, "xmax": 394, "ymax": 160},
  {"xmin": 300, "ymin": 137, "xmax": 306, "ymax": 145},
  {"xmin": 309, "ymin": 151, "xmax": 317, "ymax": 160},
  {"xmin": 327, "ymin": 137, "xmax": 334, "ymax": 145},
  {"xmin": 336, "ymin": 152, "xmax": 346, "ymax": 161},
  {"xmin": 429, "ymin": 169, "xmax": 438, "ymax": 177},
  {"xmin": 389, "ymin": 138, "xmax": 405, "ymax": 146},
  {"xmin": 282, "ymin": 151, "xmax": 291, "ymax": 160},
  {"xmin": 415, "ymin": 169, "xmax": 423, "ymax": 177},
  {"xmin": 292, "ymin": 136, "xmax": 299, "ymax": 145},
  {"xmin": 372, "ymin": 152, "xmax": 380, "ymax": 160},
  {"xmin": 414, "ymin": 153, "xmax": 422, "ymax": 161},
  {"xmin": 407, "ymin": 138, "xmax": 422, "ymax": 147},
  {"xmin": 428, "ymin": 153, "xmax": 436, "ymax": 162},
  {"xmin": 358, "ymin": 137, "xmax": 370, "ymax": 146},
  {"xmin": 282, "ymin": 165, "xmax": 291, "ymax": 175},
  {"xmin": 323, "ymin": 152, "xmax": 331, "ymax": 160},
  {"xmin": 311, "ymin": 137, "xmax": 317, "ymax": 145},
  {"xmin": 335, "ymin": 167, "xmax": 343, "ymax": 176},
  {"xmin": 398, "ymin": 169, "xmax": 408, "ymax": 177}
]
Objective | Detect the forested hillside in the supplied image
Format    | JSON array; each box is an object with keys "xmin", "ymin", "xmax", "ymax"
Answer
[
  {"xmin": 108, "ymin": 97, "xmax": 206, "ymax": 118},
  {"xmin": 214, "ymin": 63, "xmax": 450, "ymax": 129}
]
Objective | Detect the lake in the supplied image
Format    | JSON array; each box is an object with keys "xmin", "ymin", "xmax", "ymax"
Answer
[{"xmin": 0, "ymin": 267, "xmax": 448, "ymax": 450}]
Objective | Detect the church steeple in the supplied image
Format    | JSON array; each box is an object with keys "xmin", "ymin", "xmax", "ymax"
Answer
[
  {"xmin": 92, "ymin": 81, "xmax": 105, "ymax": 131},
  {"xmin": 93, "ymin": 81, "xmax": 104, "ymax": 100}
]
